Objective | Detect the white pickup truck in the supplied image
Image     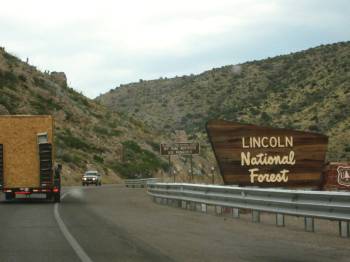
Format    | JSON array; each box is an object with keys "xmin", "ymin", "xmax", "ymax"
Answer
[{"xmin": 82, "ymin": 171, "xmax": 102, "ymax": 186}]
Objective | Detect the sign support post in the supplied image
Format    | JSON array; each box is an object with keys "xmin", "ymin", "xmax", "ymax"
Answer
[
  {"xmin": 190, "ymin": 155, "xmax": 193, "ymax": 182},
  {"xmin": 168, "ymin": 155, "xmax": 171, "ymax": 177}
]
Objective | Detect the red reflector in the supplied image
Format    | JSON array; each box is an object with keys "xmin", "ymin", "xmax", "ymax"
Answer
[{"xmin": 53, "ymin": 188, "xmax": 59, "ymax": 193}]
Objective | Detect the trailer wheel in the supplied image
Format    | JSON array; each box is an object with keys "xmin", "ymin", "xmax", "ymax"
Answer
[
  {"xmin": 46, "ymin": 193, "xmax": 52, "ymax": 200},
  {"xmin": 5, "ymin": 192, "xmax": 14, "ymax": 201},
  {"xmin": 53, "ymin": 193, "xmax": 61, "ymax": 203}
]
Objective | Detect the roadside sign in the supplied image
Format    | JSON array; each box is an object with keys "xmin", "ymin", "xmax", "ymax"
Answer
[
  {"xmin": 206, "ymin": 120, "xmax": 328, "ymax": 187},
  {"xmin": 160, "ymin": 142, "xmax": 200, "ymax": 156}
]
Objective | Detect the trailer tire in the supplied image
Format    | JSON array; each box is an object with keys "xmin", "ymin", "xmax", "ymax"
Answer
[
  {"xmin": 46, "ymin": 193, "xmax": 52, "ymax": 200},
  {"xmin": 5, "ymin": 192, "xmax": 14, "ymax": 201},
  {"xmin": 53, "ymin": 193, "xmax": 61, "ymax": 203}
]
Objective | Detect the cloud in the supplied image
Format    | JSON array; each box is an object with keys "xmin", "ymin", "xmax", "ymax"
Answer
[{"xmin": 0, "ymin": 0, "xmax": 349, "ymax": 98}]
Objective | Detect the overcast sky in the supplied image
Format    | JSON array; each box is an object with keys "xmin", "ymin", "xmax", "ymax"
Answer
[{"xmin": 1, "ymin": 0, "xmax": 349, "ymax": 98}]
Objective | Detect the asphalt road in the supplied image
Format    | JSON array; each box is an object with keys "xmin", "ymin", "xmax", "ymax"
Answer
[{"xmin": 0, "ymin": 185, "xmax": 350, "ymax": 262}]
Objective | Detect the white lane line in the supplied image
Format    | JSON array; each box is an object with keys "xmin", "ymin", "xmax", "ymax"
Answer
[{"xmin": 54, "ymin": 192, "xmax": 93, "ymax": 262}]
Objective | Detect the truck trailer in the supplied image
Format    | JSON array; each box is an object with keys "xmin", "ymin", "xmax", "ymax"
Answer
[{"xmin": 0, "ymin": 115, "xmax": 60, "ymax": 202}]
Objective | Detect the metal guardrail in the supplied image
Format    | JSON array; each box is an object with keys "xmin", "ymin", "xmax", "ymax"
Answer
[
  {"xmin": 147, "ymin": 183, "xmax": 350, "ymax": 238},
  {"xmin": 124, "ymin": 178, "xmax": 160, "ymax": 188}
]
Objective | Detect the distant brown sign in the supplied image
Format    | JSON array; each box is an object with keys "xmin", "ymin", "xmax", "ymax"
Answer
[
  {"xmin": 206, "ymin": 120, "xmax": 328, "ymax": 187},
  {"xmin": 160, "ymin": 143, "xmax": 200, "ymax": 156}
]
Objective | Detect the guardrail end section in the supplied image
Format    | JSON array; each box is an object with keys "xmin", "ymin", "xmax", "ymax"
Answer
[{"xmin": 339, "ymin": 221, "xmax": 350, "ymax": 238}]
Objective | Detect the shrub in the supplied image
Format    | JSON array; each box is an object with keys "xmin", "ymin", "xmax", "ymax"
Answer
[
  {"xmin": 93, "ymin": 126, "xmax": 110, "ymax": 136},
  {"xmin": 0, "ymin": 70, "xmax": 18, "ymax": 88},
  {"xmin": 108, "ymin": 140, "xmax": 169, "ymax": 178},
  {"xmin": 93, "ymin": 154, "xmax": 104, "ymax": 163},
  {"xmin": 57, "ymin": 130, "xmax": 91, "ymax": 151},
  {"xmin": 30, "ymin": 94, "xmax": 62, "ymax": 114}
]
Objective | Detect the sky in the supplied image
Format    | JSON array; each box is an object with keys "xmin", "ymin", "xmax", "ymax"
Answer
[{"xmin": 1, "ymin": 0, "xmax": 349, "ymax": 98}]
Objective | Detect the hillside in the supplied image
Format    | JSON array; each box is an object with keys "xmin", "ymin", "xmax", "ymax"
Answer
[
  {"xmin": 98, "ymin": 41, "xmax": 350, "ymax": 162},
  {"xmin": 0, "ymin": 47, "xmax": 170, "ymax": 185}
]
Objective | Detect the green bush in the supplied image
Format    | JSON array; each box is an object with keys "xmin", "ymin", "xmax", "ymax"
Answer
[
  {"xmin": 108, "ymin": 140, "xmax": 169, "ymax": 178},
  {"xmin": 0, "ymin": 70, "xmax": 18, "ymax": 88},
  {"xmin": 93, "ymin": 126, "xmax": 123, "ymax": 137},
  {"xmin": 57, "ymin": 130, "xmax": 91, "ymax": 151},
  {"xmin": 93, "ymin": 126, "xmax": 110, "ymax": 136},
  {"xmin": 93, "ymin": 154, "xmax": 104, "ymax": 163},
  {"xmin": 110, "ymin": 130, "xmax": 123, "ymax": 136},
  {"xmin": 60, "ymin": 153, "xmax": 84, "ymax": 168},
  {"xmin": 147, "ymin": 140, "xmax": 160, "ymax": 152},
  {"xmin": 0, "ymin": 92, "xmax": 19, "ymax": 113},
  {"xmin": 30, "ymin": 94, "xmax": 62, "ymax": 114}
]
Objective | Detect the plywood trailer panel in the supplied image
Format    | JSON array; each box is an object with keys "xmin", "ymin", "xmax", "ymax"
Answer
[{"xmin": 0, "ymin": 115, "xmax": 53, "ymax": 188}]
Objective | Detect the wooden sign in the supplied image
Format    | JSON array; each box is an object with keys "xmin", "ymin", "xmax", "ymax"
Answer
[
  {"xmin": 206, "ymin": 120, "xmax": 328, "ymax": 187},
  {"xmin": 323, "ymin": 163, "xmax": 350, "ymax": 191},
  {"xmin": 160, "ymin": 143, "xmax": 200, "ymax": 156}
]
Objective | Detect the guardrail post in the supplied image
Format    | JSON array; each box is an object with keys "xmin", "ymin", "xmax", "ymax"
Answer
[
  {"xmin": 215, "ymin": 206, "xmax": 223, "ymax": 215},
  {"xmin": 176, "ymin": 200, "xmax": 182, "ymax": 208},
  {"xmin": 232, "ymin": 208, "xmax": 239, "ymax": 218},
  {"xmin": 201, "ymin": 203, "xmax": 207, "ymax": 213},
  {"xmin": 155, "ymin": 197, "xmax": 162, "ymax": 204},
  {"xmin": 276, "ymin": 214, "xmax": 285, "ymax": 227},
  {"xmin": 304, "ymin": 217, "xmax": 314, "ymax": 232},
  {"xmin": 252, "ymin": 210, "xmax": 260, "ymax": 223},
  {"xmin": 189, "ymin": 202, "xmax": 196, "ymax": 211},
  {"xmin": 339, "ymin": 221, "xmax": 349, "ymax": 238}
]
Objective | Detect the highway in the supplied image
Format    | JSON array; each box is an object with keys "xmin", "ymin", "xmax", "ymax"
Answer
[{"xmin": 0, "ymin": 185, "xmax": 350, "ymax": 262}]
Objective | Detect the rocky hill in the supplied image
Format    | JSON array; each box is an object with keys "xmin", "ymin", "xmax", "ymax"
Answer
[
  {"xmin": 0, "ymin": 47, "xmax": 170, "ymax": 185},
  {"xmin": 98, "ymin": 41, "xmax": 350, "ymax": 162}
]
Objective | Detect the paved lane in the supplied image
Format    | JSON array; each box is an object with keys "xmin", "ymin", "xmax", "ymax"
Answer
[
  {"xmin": 0, "ymin": 197, "xmax": 79, "ymax": 262},
  {"xmin": 1, "ymin": 185, "xmax": 350, "ymax": 262}
]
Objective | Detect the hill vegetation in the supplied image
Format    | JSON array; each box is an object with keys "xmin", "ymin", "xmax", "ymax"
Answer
[
  {"xmin": 0, "ymin": 47, "xmax": 169, "ymax": 185},
  {"xmin": 98, "ymin": 42, "xmax": 350, "ymax": 162}
]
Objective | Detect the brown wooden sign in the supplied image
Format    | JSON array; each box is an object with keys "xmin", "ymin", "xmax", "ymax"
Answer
[
  {"xmin": 206, "ymin": 120, "xmax": 328, "ymax": 187},
  {"xmin": 160, "ymin": 143, "xmax": 200, "ymax": 156},
  {"xmin": 323, "ymin": 163, "xmax": 350, "ymax": 191}
]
